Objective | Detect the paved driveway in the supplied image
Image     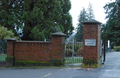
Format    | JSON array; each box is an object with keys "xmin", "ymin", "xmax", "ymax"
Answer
[
  {"xmin": 0, "ymin": 52, "xmax": 120, "ymax": 78},
  {"xmin": 99, "ymin": 52, "xmax": 120, "ymax": 78}
]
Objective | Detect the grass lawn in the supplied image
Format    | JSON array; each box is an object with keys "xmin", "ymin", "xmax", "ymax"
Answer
[
  {"xmin": 0, "ymin": 54, "xmax": 7, "ymax": 61},
  {"xmin": 65, "ymin": 57, "xmax": 83, "ymax": 64}
]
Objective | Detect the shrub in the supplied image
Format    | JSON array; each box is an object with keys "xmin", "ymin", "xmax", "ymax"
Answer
[
  {"xmin": 65, "ymin": 48, "xmax": 73, "ymax": 56},
  {"xmin": 65, "ymin": 48, "xmax": 73, "ymax": 54},
  {"xmin": 114, "ymin": 46, "xmax": 120, "ymax": 51},
  {"xmin": 65, "ymin": 44, "xmax": 72, "ymax": 49},
  {"xmin": 77, "ymin": 48, "xmax": 83, "ymax": 56},
  {"xmin": 65, "ymin": 43, "xmax": 83, "ymax": 52},
  {"xmin": 0, "ymin": 25, "xmax": 18, "ymax": 39},
  {"xmin": 83, "ymin": 60, "xmax": 97, "ymax": 65},
  {"xmin": 74, "ymin": 43, "xmax": 83, "ymax": 52}
]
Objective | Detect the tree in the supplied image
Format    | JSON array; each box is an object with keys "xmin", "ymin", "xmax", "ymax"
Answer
[
  {"xmin": 0, "ymin": 0, "xmax": 74, "ymax": 41},
  {"xmin": 22, "ymin": 0, "xmax": 62, "ymax": 40},
  {"xmin": 60, "ymin": 0, "xmax": 74, "ymax": 36},
  {"xmin": 0, "ymin": 25, "xmax": 17, "ymax": 39},
  {"xmin": 0, "ymin": 0, "xmax": 17, "ymax": 34},
  {"xmin": 75, "ymin": 8, "xmax": 88, "ymax": 42},
  {"xmin": 102, "ymin": 0, "xmax": 120, "ymax": 46},
  {"xmin": 87, "ymin": 2, "xmax": 95, "ymax": 20}
]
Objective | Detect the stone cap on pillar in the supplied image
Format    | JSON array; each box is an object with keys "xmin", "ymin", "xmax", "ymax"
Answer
[
  {"xmin": 51, "ymin": 32, "xmax": 66, "ymax": 37},
  {"xmin": 82, "ymin": 19, "xmax": 101, "ymax": 24},
  {"xmin": 7, "ymin": 38, "xmax": 17, "ymax": 41}
]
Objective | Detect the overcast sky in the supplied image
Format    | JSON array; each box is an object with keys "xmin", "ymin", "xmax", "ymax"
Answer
[{"xmin": 70, "ymin": 0, "xmax": 115, "ymax": 30}]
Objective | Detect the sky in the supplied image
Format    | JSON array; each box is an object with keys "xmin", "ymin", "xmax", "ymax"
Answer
[{"xmin": 70, "ymin": 0, "xmax": 115, "ymax": 30}]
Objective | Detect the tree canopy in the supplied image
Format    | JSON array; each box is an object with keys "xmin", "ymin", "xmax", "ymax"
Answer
[
  {"xmin": 101, "ymin": 0, "xmax": 120, "ymax": 45},
  {"xmin": 0, "ymin": 0, "xmax": 74, "ymax": 41}
]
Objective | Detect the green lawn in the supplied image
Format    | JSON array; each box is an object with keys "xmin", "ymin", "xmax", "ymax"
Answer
[
  {"xmin": 65, "ymin": 57, "xmax": 83, "ymax": 64},
  {"xmin": 0, "ymin": 54, "xmax": 7, "ymax": 61}
]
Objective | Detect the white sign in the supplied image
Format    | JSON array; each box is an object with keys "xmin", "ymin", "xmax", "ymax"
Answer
[{"xmin": 85, "ymin": 39, "xmax": 96, "ymax": 46}]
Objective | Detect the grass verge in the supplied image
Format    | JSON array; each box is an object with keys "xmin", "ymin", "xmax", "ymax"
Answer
[{"xmin": 65, "ymin": 57, "xmax": 83, "ymax": 64}]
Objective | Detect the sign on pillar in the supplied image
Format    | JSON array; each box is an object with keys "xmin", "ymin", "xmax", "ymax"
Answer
[{"xmin": 82, "ymin": 19, "xmax": 101, "ymax": 67}]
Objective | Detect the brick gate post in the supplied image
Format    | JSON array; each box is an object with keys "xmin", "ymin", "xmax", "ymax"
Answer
[
  {"xmin": 6, "ymin": 38, "xmax": 17, "ymax": 66},
  {"xmin": 50, "ymin": 32, "xmax": 66, "ymax": 65},
  {"xmin": 82, "ymin": 19, "xmax": 101, "ymax": 67}
]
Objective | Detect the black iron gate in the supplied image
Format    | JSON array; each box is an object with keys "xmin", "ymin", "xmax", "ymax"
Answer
[
  {"xmin": 0, "ymin": 39, "xmax": 7, "ymax": 66},
  {"xmin": 100, "ymin": 40, "xmax": 106, "ymax": 64}
]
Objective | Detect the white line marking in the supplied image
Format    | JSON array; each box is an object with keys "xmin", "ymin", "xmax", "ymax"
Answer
[{"xmin": 43, "ymin": 73, "xmax": 51, "ymax": 78}]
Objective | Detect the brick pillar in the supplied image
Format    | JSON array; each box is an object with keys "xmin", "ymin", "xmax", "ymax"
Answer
[
  {"xmin": 82, "ymin": 19, "xmax": 101, "ymax": 67},
  {"xmin": 50, "ymin": 32, "xmax": 66, "ymax": 66},
  {"xmin": 6, "ymin": 38, "xmax": 17, "ymax": 66}
]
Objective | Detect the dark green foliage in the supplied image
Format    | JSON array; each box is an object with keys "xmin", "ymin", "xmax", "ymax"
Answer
[
  {"xmin": 15, "ymin": 60, "xmax": 51, "ymax": 66},
  {"xmin": 0, "ymin": 0, "xmax": 74, "ymax": 40},
  {"xmin": 0, "ymin": 0, "xmax": 18, "ymax": 34},
  {"xmin": 75, "ymin": 8, "xmax": 88, "ymax": 42},
  {"xmin": 60, "ymin": 0, "xmax": 74, "ymax": 36},
  {"xmin": 102, "ymin": 0, "xmax": 120, "ymax": 46},
  {"xmin": 22, "ymin": 0, "xmax": 63, "ymax": 40}
]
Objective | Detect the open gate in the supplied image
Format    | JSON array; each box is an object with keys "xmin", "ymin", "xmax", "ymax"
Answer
[
  {"xmin": 0, "ymin": 39, "xmax": 7, "ymax": 67},
  {"xmin": 100, "ymin": 40, "xmax": 106, "ymax": 64},
  {"xmin": 65, "ymin": 39, "xmax": 83, "ymax": 64},
  {"xmin": 65, "ymin": 39, "xmax": 106, "ymax": 65}
]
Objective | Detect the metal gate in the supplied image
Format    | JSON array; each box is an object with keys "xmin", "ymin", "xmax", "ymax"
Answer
[
  {"xmin": 65, "ymin": 39, "xmax": 83, "ymax": 64},
  {"xmin": 0, "ymin": 39, "xmax": 7, "ymax": 66},
  {"xmin": 100, "ymin": 40, "xmax": 106, "ymax": 64}
]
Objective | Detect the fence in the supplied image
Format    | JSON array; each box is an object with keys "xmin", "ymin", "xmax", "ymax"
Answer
[
  {"xmin": 0, "ymin": 39, "xmax": 7, "ymax": 66},
  {"xmin": 0, "ymin": 39, "xmax": 7, "ymax": 54}
]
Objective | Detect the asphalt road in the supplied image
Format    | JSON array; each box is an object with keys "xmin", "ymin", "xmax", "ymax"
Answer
[{"xmin": 0, "ymin": 52, "xmax": 120, "ymax": 78}]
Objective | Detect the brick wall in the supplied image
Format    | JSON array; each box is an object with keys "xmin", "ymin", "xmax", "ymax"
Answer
[
  {"xmin": 7, "ymin": 32, "xmax": 66, "ymax": 66},
  {"xmin": 14, "ymin": 41, "xmax": 51, "ymax": 62}
]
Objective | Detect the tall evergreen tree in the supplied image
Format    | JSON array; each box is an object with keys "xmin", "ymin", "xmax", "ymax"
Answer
[
  {"xmin": 60, "ymin": 0, "xmax": 74, "ymax": 36},
  {"xmin": 22, "ymin": 0, "xmax": 64, "ymax": 40},
  {"xmin": 75, "ymin": 8, "xmax": 88, "ymax": 42},
  {"xmin": 0, "ymin": 0, "xmax": 74, "ymax": 40},
  {"xmin": 87, "ymin": 2, "xmax": 95, "ymax": 20},
  {"xmin": 0, "ymin": 0, "xmax": 17, "ymax": 33},
  {"xmin": 102, "ymin": 0, "xmax": 120, "ymax": 45}
]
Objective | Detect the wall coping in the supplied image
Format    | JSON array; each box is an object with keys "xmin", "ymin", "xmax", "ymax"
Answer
[
  {"xmin": 16, "ymin": 41, "xmax": 51, "ymax": 43},
  {"xmin": 82, "ymin": 19, "xmax": 101, "ymax": 24},
  {"xmin": 51, "ymin": 32, "xmax": 66, "ymax": 37},
  {"xmin": 7, "ymin": 38, "xmax": 17, "ymax": 41}
]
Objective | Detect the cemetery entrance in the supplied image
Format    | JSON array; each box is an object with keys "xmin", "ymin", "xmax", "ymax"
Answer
[
  {"xmin": 0, "ymin": 39, "xmax": 7, "ymax": 67},
  {"xmin": 65, "ymin": 39, "xmax": 83, "ymax": 64}
]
